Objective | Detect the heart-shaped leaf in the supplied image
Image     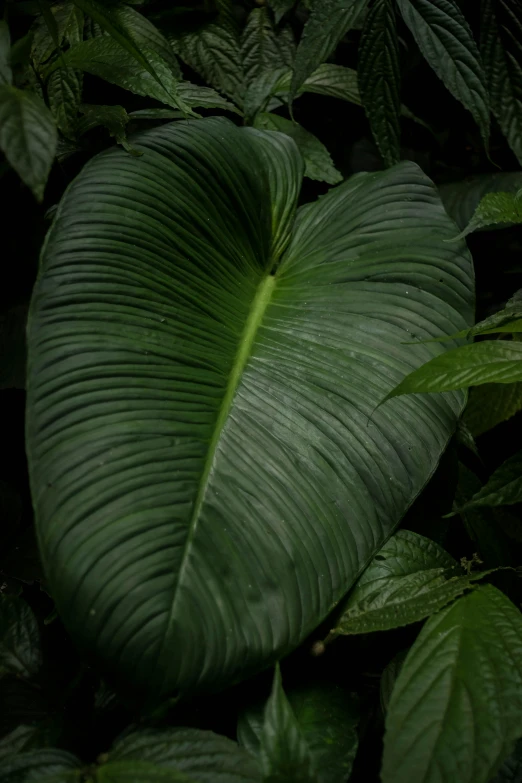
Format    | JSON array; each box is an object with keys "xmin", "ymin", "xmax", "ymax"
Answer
[{"xmin": 26, "ymin": 117, "xmax": 473, "ymax": 698}]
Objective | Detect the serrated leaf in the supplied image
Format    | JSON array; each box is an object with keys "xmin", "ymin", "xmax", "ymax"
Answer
[
  {"xmin": 239, "ymin": 681, "xmax": 359, "ymax": 783},
  {"xmin": 0, "ymin": 595, "xmax": 42, "ymax": 679},
  {"xmin": 396, "ymin": 0, "xmax": 490, "ymax": 147},
  {"xmin": 328, "ymin": 530, "xmax": 490, "ymax": 636},
  {"xmin": 31, "ymin": 1, "xmax": 83, "ymax": 68},
  {"xmin": 464, "ymin": 382, "xmax": 522, "ymax": 436},
  {"xmin": 47, "ymin": 66, "xmax": 82, "ymax": 137},
  {"xmin": 0, "ymin": 749, "xmax": 80, "ymax": 783},
  {"xmin": 110, "ymin": 3, "xmax": 180, "ymax": 77},
  {"xmin": 439, "ymin": 173, "xmax": 522, "ymax": 231},
  {"xmin": 241, "ymin": 8, "xmax": 294, "ymax": 83},
  {"xmin": 0, "ymin": 84, "xmax": 57, "ymax": 201},
  {"xmin": 460, "ymin": 449, "xmax": 522, "ymax": 510},
  {"xmin": 0, "ymin": 21, "xmax": 12, "ymax": 85},
  {"xmin": 454, "ymin": 191, "xmax": 522, "ymax": 239},
  {"xmin": 385, "ymin": 341, "xmax": 522, "ymax": 400},
  {"xmin": 299, "ymin": 62, "xmax": 361, "ymax": 104},
  {"xmin": 358, "ymin": 0, "xmax": 401, "ymax": 167},
  {"xmin": 72, "ymin": 0, "xmax": 163, "ymax": 84},
  {"xmin": 270, "ymin": 0, "xmax": 295, "ymax": 24},
  {"xmin": 259, "ymin": 666, "xmax": 317, "ymax": 783},
  {"xmin": 481, "ymin": 0, "xmax": 522, "ymax": 166},
  {"xmin": 77, "ymin": 103, "xmax": 133, "ymax": 151},
  {"xmin": 176, "ymin": 81, "xmax": 240, "ymax": 113},
  {"xmin": 170, "ymin": 22, "xmax": 244, "ymax": 105},
  {"xmin": 26, "ymin": 117, "xmax": 473, "ymax": 697},
  {"xmin": 53, "ymin": 37, "xmax": 189, "ymax": 112},
  {"xmin": 290, "ymin": 0, "xmax": 369, "ymax": 102},
  {"xmin": 382, "ymin": 585, "xmax": 522, "ymax": 783},
  {"xmin": 104, "ymin": 728, "xmax": 261, "ymax": 783},
  {"xmin": 253, "ymin": 112, "xmax": 342, "ymax": 183},
  {"xmin": 244, "ymin": 67, "xmax": 288, "ymax": 121}
]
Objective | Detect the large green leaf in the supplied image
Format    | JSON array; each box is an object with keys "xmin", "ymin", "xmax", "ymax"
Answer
[
  {"xmin": 386, "ymin": 341, "xmax": 522, "ymax": 399},
  {"xmin": 439, "ymin": 173, "xmax": 522, "ymax": 231},
  {"xmin": 290, "ymin": 0, "xmax": 369, "ymax": 102},
  {"xmin": 358, "ymin": 0, "xmax": 401, "ymax": 168},
  {"xmin": 241, "ymin": 9, "xmax": 294, "ymax": 83},
  {"xmin": 382, "ymin": 585, "xmax": 522, "ymax": 783},
  {"xmin": 238, "ymin": 678, "xmax": 359, "ymax": 783},
  {"xmin": 0, "ymin": 84, "xmax": 57, "ymax": 201},
  {"xmin": 26, "ymin": 117, "xmax": 473, "ymax": 698},
  {"xmin": 396, "ymin": 0, "xmax": 490, "ymax": 146},
  {"xmin": 481, "ymin": 0, "xmax": 522, "ymax": 166}
]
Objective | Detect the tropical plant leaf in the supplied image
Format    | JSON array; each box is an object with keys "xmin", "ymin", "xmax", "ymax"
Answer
[
  {"xmin": 327, "ymin": 530, "xmax": 493, "ymax": 637},
  {"xmin": 52, "ymin": 37, "xmax": 190, "ymax": 112},
  {"xmin": 0, "ymin": 20, "xmax": 12, "ymax": 85},
  {"xmin": 259, "ymin": 665, "xmax": 317, "ymax": 783},
  {"xmin": 268, "ymin": 0, "xmax": 296, "ymax": 25},
  {"xmin": 481, "ymin": 0, "xmax": 522, "ymax": 166},
  {"xmin": 253, "ymin": 112, "xmax": 342, "ymax": 184},
  {"xmin": 297, "ymin": 62, "xmax": 361, "ymax": 104},
  {"xmin": 289, "ymin": 0, "xmax": 369, "ymax": 102},
  {"xmin": 439, "ymin": 173, "xmax": 522, "ymax": 231},
  {"xmin": 109, "ymin": 2, "xmax": 181, "ymax": 77},
  {"xmin": 0, "ymin": 595, "xmax": 42, "ymax": 680},
  {"xmin": 176, "ymin": 81, "xmax": 240, "ymax": 114},
  {"xmin": 31, "ymin": 1, "xmax": 83, "ymax": 68},
  {"xmin": 380, "ymin": 650, "xmax": 407, "ymax": 714},
  {"xmin": 26, "ymin": 117, "xmax": 473, "ymax": 697},
  {"xmin": 457, "ymin": 450, "xmax": 522, "ymax": 510},
  {"xmin": 47, "ymin": 66, "xmax": 82, "ymax": 137},
  {"xmin": 396, "ymin": 0, "xmax": 490, "ymax": 146},
  {"xmin": 239, "ymin": 680, "xmax": 359, "ymax": 783},
  {"xmin": 0, "ymin": 749, "xmax": 81, "ymax": 783},
  {"xmin": 128, "ymin": 109, "xmax": 185, "ymax": 120},
  {"xmin": 382, "ymin": 585, "xmax": 522, "ymax": 783},
  {"xmin": 453, "ymin": 191, "xmax": 522, "ymax": 239},
  {"xmin": 76, "ymin": 103, "xmax": 136, "ymax": 152},
  {"xmin": 241, "ymin": 8, "xmax": 294, "ymax": 83},
  {"xmin": 170, "ymin": 22, "xmax": 244, "ymax": 105},
  {"xmin": 385, "ymin": 341, "xmax": 522, "ymax": 399},
  {"xmin": 244, "ymin": 68, "xmax": 289, "ymax": 122},
  {"xmin": 104, "ymin": 728, "xmax": 262, "ymax": 782},
  {"xmin": 0, "ymin": 84, "xmax": 57, "ymax": 201},
  {"xmin": 464, "ymin": 382, "xmax": 522, "ymax": 436},
  {"xmin": 358, "ymin": 0, "xmax": 401, "ymax": 167},
  {"xmin": 71, "ymin": 0, "xmax": 165, "ymax": 83}
]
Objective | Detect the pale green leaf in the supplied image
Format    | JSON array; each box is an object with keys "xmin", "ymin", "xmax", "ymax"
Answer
[
  {"xmin": 0, "ymin": 595, "xmax": 42, "ymax": 679},
  {"xmin": 170, "ymin": 22, "xmax": 244, "ymax": 105},
  {"xmin": 382, "ymin": 586, "xmax": 522, "ymax": 783},
  {"xmin": 481, "ymin": 0, "xmax": 522, "ymax": 166},
  {"xmin": 52, "ymin": 37, "xmax": 189, "ymax": 112},
  {"xmin": 385, "ymin": 341, "xmax": 522, "ymax": 400},
  {"xmin": 460, "ymin": 450, "xmax": 522, "ymax": 510},
  {"xmin": 26, "ymin": 118, "xmax": 473, "ymax": 697},
  {"xmin": 0, "ymin": 749, "xmax": 81, "ymax": 783},
  {"xmin": 0, "ymin": 21, "xmax": 12, "ymax": 85},
  {"xmin": 259, "ymin": 666, "xmax": 317, "ymax": 783},
  {"xmin": 253, "ymin": 112, "xmax": 342, "ymax": 184},
  {"xmin": 290, "ymin": 0, "xmax": 369, "ymax": 101},
  {"xmin": 464, "ymin": 382, "xmax": 522, "ymax": 436},
  {"xmin": 358, "ymin": 0, "xmax": 400, "ymax": 167},
  {"xmin": 241, "ymin": 8, "xmax": 294, "ymax": 82},
  {"xmin": 47, "ymin": 66, "xmax": 82, "ymax": 137},
  {"xmin": 239, "ymin": 679, "xmax": 359, "ymax": 783},
  {"xmin": 439, "ymin": 173, "xmax": 522, "ymax": 231},
  {"xmin": 396, "ymin": 0, "xmax": 490, "ymax": 146},
  {"xmin": 0, "ymin": 84, "xmax": 57, "ymax": 201},
  {"xmin": 453, "ymin": 191, "xmax": 522, "ymax": 240}
]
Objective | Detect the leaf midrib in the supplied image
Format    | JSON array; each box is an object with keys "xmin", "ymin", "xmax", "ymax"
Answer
[{"xmin": 159, "ymin": 273, "xmax": 276, "ymax": 666}]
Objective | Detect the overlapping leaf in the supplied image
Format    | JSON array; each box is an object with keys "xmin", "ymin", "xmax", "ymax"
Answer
[{"xmin": 26, "ymin": 117, "xmax": 473, "ymax": 697}]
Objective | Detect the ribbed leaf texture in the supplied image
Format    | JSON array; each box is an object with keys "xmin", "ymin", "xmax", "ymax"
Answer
[{"xmin": 26, "ymin": 117, "xmax": 473, "ymax": 699}]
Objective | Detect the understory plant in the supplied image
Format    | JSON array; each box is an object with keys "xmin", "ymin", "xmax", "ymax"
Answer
[{"xmin": 1, "ymin": 1, "xmax": 522, "ymax": 782}]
